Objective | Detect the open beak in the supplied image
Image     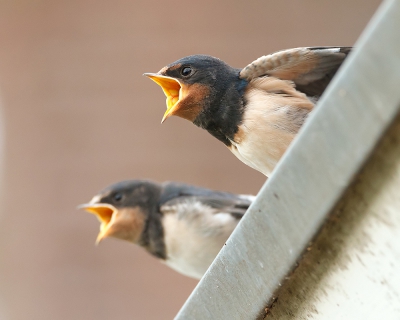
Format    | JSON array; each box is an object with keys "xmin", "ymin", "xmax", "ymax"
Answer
[
  {"xmin": 144, "ymin": 73, "xmax": 183, "ymax": 123},
  {"xmin": 78, "ymin": 203, "xmax": 118, "ymax": 244}
]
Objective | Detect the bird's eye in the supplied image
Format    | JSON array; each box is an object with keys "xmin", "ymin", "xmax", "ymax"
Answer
[
  {"xmin": 113, "ymin": 193, "xmax": 123, "ymax": 202},
  {"xmin": 181, "ymin": 67, "xmax": 192, "ymax": 77}
]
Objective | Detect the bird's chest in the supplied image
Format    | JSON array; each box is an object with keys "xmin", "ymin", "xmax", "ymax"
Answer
[
  {"xmin": 228, "ymin": 92, "xmax": 306, "ymax": 176},
  {"xmin": 161, "ymin": 205, "xmax": 237, "ymax": 279},
  {"xmin": 228, "ymin": 131, "xmax": 280, "ymax": 177},
  {"xmin": 227, "ymin": 121, "xmax": 296, "ymax": 176}
]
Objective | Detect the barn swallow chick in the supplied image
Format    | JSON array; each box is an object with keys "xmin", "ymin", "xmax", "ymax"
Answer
[
  {"xmin": 145, "ymin": 47, "xmax": 351, "ymax": 176},
  {"xmin": 79, "ymin": 180, "xmax": 254, "ymax": 279}
]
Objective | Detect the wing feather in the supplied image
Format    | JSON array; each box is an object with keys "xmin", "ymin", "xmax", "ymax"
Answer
[
  {"xmin": 240, "ymin": 47, "xmax": 351, "ymax": 97},
  {"xmin": 159, "ymin": 182, "xmax": 253, "ymax": 219}
]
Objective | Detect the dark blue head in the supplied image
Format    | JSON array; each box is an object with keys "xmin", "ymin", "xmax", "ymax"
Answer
[{"xmin": 145, "ymin": 55, "xmax": 245, "ymax": 123}]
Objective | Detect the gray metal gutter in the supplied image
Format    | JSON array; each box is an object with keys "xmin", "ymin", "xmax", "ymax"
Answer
[{"xmin": 175, "ymin": 0, "xmax": 400, "ymax": 318}]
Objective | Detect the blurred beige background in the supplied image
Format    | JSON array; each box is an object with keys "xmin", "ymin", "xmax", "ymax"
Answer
[{"xmin": 0, "ymin": 1, "xmax": 382, "ymax": 319}]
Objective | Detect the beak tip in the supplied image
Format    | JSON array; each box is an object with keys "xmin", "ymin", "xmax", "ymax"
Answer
[
  {"xmin": 95, "ymin": 237, "xmax": 103, "ymax": 246},
  {"xmin": 161, "ymin": 112, "xmax": 172, "ymax": 123},
  {"xmin": 143, "ymin": 72, "xmax": 156, "ymax": 78}
]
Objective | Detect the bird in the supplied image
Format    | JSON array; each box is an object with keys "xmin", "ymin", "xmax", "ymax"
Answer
[
  {"xmin": 144, "ymin": 47, "xmax": 351, "ymax": 176},
  {"xmin": 79, "ymin": 180, "xmax": 254, "ymax": 279}
]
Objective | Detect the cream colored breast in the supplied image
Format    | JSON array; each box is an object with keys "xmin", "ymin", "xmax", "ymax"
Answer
[
  {"xmin": 161, "ymin": 200, "xmax": 239, "ymax": 279},
  {"xmin": 229, "ymin": 77, "xmax": 314, "ymax": 176}
]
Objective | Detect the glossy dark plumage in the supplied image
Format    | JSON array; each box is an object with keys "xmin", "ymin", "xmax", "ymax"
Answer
[
  {"xmin": 145, "ymin": 47, "xmax": 351, "ymax": 176},
  {"xmin": 79, "ymin": 180, "xmax": 254, "ymax": 279}
]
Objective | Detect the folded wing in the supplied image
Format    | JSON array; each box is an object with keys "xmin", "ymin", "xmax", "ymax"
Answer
[
  {"xmin": 240, "ymin": 47, "xmax": 351, "ymax": 97},
  {"xmin": 159, "ymin": 181, "xmax": 253, "ymax": 219}
]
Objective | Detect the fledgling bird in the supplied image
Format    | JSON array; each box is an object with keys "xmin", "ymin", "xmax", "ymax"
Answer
[
  {"xmin": 79, "ymin": 180, "xmax": 254, "ymax": 279},
  {"xmin": 145, "ymin": 47, "xmax": 351, "ymax": 176}
]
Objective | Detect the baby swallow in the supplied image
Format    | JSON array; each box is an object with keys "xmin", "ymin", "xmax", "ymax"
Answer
[
  {"xmin": 79, "ymin": 180, "xmax": 254, "ymax": 279},
  {"xmin": 145, "ymin": 47, "xmax": 351, "ymax": 176}
]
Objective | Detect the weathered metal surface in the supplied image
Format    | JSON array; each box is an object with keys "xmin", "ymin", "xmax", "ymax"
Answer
[
  {"xmin": 175, "ymin": 0, "xmax": 400, "ymax": 318},
  {"xmin": 265, "ymin": 113, "xmax": 400, "ymax": 319}
]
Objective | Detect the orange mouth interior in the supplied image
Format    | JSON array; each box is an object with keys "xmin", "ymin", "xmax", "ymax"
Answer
[
  {"xmin": 81, "ymin": 204, "xmax": 116, "ymax": 232},
  {"xmin": 145, "ymin": 74, "xmax": 182, "ymax": 122}
]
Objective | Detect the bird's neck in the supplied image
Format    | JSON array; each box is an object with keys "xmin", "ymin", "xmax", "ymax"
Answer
[
  {"xmin": 194, "ymin": 77, "xmax": 248, "ymax": 147},
  {"xmin": 139, "ymin": 208, "xmax": 167, "ymax": 260}
]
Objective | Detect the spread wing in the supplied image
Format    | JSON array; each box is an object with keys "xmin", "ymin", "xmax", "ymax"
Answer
[
  {"xmin": 159, "ymin": 182, "xmax": 254, "ymax": 219},
  {"xmin": 240, "ymin": 47, "xmax": 352, "ymax": 97}
]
